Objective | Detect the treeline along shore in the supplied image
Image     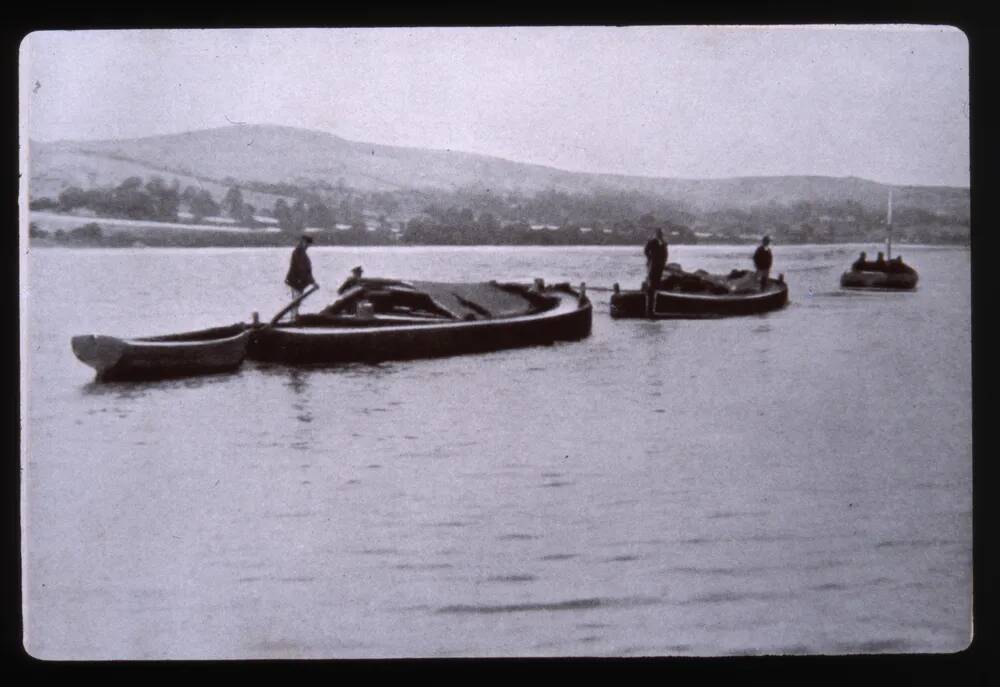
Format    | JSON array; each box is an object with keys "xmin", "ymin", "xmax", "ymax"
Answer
[{"xmin": 27, "ymin": 173, "xmax": 970, "ymax": 248}]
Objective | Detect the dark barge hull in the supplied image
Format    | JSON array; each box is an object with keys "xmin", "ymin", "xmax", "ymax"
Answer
[
  {"xmin": 71, "ymin": 324, "xmax": 251, "ymax": 381},
  {"xmin": 840, "ymin": 270, "xmax": 918, "ymax": 290},
  {"xmin": 610, "ymin": 280, "xmax": 789, "ymax": 319},
  {"xmin": 248, "ymin": 285, "xmax": 592, "ymax": 364}
]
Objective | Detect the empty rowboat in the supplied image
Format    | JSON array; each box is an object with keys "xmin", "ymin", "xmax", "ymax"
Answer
[
  {"xmin": 247, "ymin": 278, "xmax": 592, "ymax": 364},
  {"xmin": 71, "ymin": 323, "xmax": 251, "ymax": 381}
]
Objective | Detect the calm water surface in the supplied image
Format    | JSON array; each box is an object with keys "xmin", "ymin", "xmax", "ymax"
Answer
[{"xmin": 22, "ymin": 244, "xmax": 972, "ymax": 658}]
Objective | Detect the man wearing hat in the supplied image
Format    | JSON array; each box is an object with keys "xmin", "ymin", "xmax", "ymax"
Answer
[
  {"xmin": 753, "ymin": 235, "xmax": 773, "ymax": 291},
  {"xmin": 285, "ymin": 234, "xmax": 318, "ymax": 320},
  {"xmin": 338, "ymin": 265, "xmax": 365, "ymax": 294},
  {"xmin": 643, "ymin": 228, "xmax": 668, "ymax": 316}
]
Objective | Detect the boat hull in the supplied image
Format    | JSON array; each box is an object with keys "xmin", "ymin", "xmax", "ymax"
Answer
[
  {"xmin": 71, "ymin": 324, "xmax": 251, "ymax": 381},
  {"xmin": 610, "ymin": 280, "xmax": 789, "ymax": 319},
  {"xmin": 840, "ymin": 270, "xmax": 918, "ymax": 290},
  {"xmin": 248, "ymin": 287, "xmax": 592, "ymax": 364}
]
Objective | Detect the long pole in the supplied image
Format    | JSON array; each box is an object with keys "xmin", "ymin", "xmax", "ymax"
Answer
[
  {"xmin": 887, "ymin": 189, "xmax": 893, "ymax": 260},
  {"xmin": 268, "ymin": 284, "xmax": 320, "ymax": 326}
]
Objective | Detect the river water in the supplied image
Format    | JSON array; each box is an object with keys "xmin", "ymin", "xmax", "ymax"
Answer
[{"xmin": 21, "ymin": 244, "xmax": 972, "ymax": 659}]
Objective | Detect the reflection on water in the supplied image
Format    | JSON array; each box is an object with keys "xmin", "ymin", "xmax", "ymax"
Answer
[
  {"xmin": 80, "ymin": 370, "xmax": 241, "ymax": 398},
  {"xmin": 23, "ymin": 245, "xmax": 971, "ymax": 659}
]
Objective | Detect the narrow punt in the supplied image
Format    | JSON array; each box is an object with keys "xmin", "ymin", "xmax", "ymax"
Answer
[
  {"xmin": 247, "ymin": 279, "xmax": 592, "ymax": 364},
  {"xmin": 71, "ymin": 324, "xmax": 251, "ymax": 381}
]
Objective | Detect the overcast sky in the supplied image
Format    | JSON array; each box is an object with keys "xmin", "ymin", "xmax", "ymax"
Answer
[{"xmin": 21, "ymin": 26, "xmax": 969, "ymax": 187}]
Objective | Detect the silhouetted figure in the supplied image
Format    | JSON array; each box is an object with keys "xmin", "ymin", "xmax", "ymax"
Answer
[
  {"xmin": 338, "ymin": 265, "xmax": 365, "ymax": 294},
  {"xmin": 285, "ymin": 235, "xmax": 317, "ymax": 320},
  {"xmin": 852, "ymin": 251, "xmax": 868, "ymax": 271},
  {"xmin": 644, "ymin": 229, "xmax": 668, "ymax": 290},
  {"xmin": 753, "ymin": 235, "xmax": 773, "ymax": 290},
  {"xmin": 887, "ymin": 256, "xmax": 910, "ymax": 274},
  {"xmin": 644, "ymin": 228, "xmax": 668, "ymax": 316},
  {"xmin": 875, "ymin": 252, "xmax": 886, "ymax": 271}
]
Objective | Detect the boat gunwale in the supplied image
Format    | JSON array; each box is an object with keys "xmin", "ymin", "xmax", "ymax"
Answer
[
  {"xmin": 268, "ymin": 290, "xmax": 590, "ymax": 337},
  {"xmin": 614, "ymin": 281, "xmax": 788, "ymax": 304},
  {"xmin": 127, "ymin": 327, "xmax": 251, "ymax": 347}
]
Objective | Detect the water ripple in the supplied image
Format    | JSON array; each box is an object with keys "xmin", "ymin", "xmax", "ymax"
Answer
[
  {"xmin": 679, "ymin": 590, "xmax": 789, "ymax": 605},
  {"xmin": 706, "ymin": 510, "xmax": 770, "ymax": 520},
  {"xmin": 437, "ymin": 595, "xmax": 661, "ymax": 615},
  {"xmin": 485, "ymin": 574, "xmax": 537, "ymax": 583},
  {"xmin": 875, "ymin": 538, "xmax": 955, "ymax": 549},
  {"xmin": 834, "ymin": 638, "xmax": 912, "ymax": 653}
]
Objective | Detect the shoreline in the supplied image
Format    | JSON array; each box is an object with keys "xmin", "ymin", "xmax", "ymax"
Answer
[{"xmin": 23, "ymin": 241, "xmax": 970, "ymax": 252}]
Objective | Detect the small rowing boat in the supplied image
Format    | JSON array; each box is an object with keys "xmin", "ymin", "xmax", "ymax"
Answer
[
  {"xmin": 71, "ymin": 324, "xmax": 251, "ymax": 381},
  {"xmin": 840, "ymin": 190, "xmax": 919, "ymax": 291},
  {"xmin": 247, "ymin": 278, "xmax": 592, "ymax": 364},
  {"xmin": 839, "ymin": 266, "xmax": 918, "ymax": 290}
]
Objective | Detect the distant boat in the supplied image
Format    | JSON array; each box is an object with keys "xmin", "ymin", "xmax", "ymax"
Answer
[
  {"xmin": 609, "ymin": 266, "xmax": 788, "ymax": 319},
  {"xmin": 71, "ymin": 324, "xmax": 251, "ymax": 381},
  {"xmin": 840, "ymin": 190, "xmax": 919, "ymax": 291},
  {"xmin": 247, "ymin": 278, "xmax": 592, "ymax": 364},
  {"xmin": 840, "ymin": 265, "xmax": 918, "ymax": 290}
]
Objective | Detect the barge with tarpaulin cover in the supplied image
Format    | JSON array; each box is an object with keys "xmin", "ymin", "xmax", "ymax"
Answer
[{"xmin": 248, "ymin": 278, "xmax": 592, "ymax": 364}]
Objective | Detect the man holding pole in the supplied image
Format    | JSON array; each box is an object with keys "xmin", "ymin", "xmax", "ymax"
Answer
[{"xmin": 285, "ymin": 235, "xmax": 318, "ymax": 320}]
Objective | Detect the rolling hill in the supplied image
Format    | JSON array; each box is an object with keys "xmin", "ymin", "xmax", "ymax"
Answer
[{"xmin": 28, "ymin": 124, "xmax": 970, "ymax": 220}]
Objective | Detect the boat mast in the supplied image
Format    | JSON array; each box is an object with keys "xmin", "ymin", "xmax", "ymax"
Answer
[{"xmin": 886, "ymin": 189, "xmax": 893, "ymax": 260}]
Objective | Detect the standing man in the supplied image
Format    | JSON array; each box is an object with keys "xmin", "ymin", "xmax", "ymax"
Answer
[
  {"xmin": 285, "ymin": 235, "xmax": 318, "ymax": 320},
  {"xmin": 753, "ymin": 235, "xmax": 773, "ymax": 291},
  {"xmin": 643, "ymin": 228, "xmax": 668, "ymax": 316}
]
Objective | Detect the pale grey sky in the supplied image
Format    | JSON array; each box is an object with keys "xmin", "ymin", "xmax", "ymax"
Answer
[{"xmin": 21, "ymin": 26, "xmax": 969, "ymax": 187}]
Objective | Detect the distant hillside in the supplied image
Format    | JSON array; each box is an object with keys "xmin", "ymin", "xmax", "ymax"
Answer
[{"xmin": 29, "ymin": 124, "xmax": 969, "ymax": 219}]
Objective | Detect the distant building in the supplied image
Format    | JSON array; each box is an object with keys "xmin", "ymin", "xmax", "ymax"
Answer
[{"xmin": 202, "ymin": 215, "xmax": 237, "ymax": 225}]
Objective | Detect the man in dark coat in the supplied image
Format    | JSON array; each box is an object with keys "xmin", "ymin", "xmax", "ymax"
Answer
[
  {"xmin": 643, "ymin": 228, "xmax": 668, "ymax": 316},
  {"xmin": 753, "ymin": 235, "xmax": 773, "ymax": 290},
  {"xmin": 285, "ymin": 235, "xmax": 317, "ymax": 319},
  {"xmin": 644, "ymin": 228, "xmax": 668, "ymax": 290}
]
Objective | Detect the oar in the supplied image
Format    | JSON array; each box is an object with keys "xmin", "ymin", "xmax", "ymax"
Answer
[{"xmin": 262, "ymin": 284, "xmax": 320, "ymax": 327}]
